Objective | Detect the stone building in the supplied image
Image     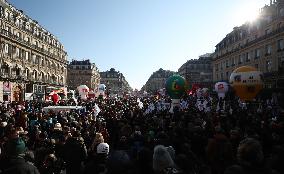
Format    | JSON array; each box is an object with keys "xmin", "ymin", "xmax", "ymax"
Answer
[
  {"xmin": 0, "ymin": 0, "xmax": 67, "ymax": 101},
  {"xmin": 178, "ymin": 53, "xmax": 213, "ymax": 87},
  {"xmin": 213, "ymin": 0, "xmax": 284, "ymax": 89},
  {"xmin": 67, "ymin": 59, "xmax": 100, "ymax": 90},
  {"xmin": 100, "ymin": 68, "xmax": 132, "ymax": 96},
  {"xmin": 141, "ymin": 68, "xmax": 175, "ymax": 94}
]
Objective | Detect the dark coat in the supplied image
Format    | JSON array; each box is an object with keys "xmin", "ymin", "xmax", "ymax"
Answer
[{"xmin": 1, "ymin": 157, "xmax": 40, "ymax": 174}]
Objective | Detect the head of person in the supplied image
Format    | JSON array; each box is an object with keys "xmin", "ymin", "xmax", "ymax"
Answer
[
  {"xmin": 107, "ymin": 150, "xmax": 131, "ymax": 174},
  {"xmin": 97, "ymin": 142, "xmax": 109, "ymax": 157},
  {"xmin": 6, "ymin": 137, "xmax": 27, "ymax": 158},
  {"xmin": 237, "ymin": 138, "xmax": 264, "ymax": 167},
  {"xmin": 153, "ymin": 145, "xmax": 175, "ymax": 172}
]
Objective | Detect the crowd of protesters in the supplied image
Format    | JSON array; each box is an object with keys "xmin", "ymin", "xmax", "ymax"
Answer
[{"xmin": 0, "ymin": 92, "xmax": 283, "ymax": 174}]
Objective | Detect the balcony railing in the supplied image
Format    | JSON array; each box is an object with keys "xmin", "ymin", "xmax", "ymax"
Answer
[{"xmin": 0, "ymin": 29, "xmax": 61, "ymax": 60}]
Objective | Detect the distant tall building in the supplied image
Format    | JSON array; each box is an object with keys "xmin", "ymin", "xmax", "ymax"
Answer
[
  {"xmin": 141, "ymin": 68, "xmax": 175, "ymax": 94},
  {"xmin": 100, "ymin": 68, "xmax": 132, "ymax": 96},
  {"xmin": 213, "ymin": 0, "xmax": 284, "ymax": 89},
  {"xmin": 67, "ymin": 59, "xmax": 100, "ymax": 90},
  {"xmin": 178, "ymin": 54, "xmax": 213, "ymax": 87},
  {"xmin": 0, "ymin": 0, "xmax": 68, "ymax": 102}
]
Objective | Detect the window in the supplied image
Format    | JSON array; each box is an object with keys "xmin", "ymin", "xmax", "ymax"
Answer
[
  {"xmin": 226, "ymin": 60, "xmax": 229, "ymax": 67},
  {"xmin": 35, "ymin": 56, "xmax": 40, "ymax": 64},
  {"xmin": 266, "ymin": 60, "xmax": 272, "ymax": 72},
  {"xmin": 16, "ymin": 47, "xmax": 19, "ymax": 57},
  {"xmin": 25, "ymin": 51, "xmax": 29, "ymax": 61},
  {"xmin": 265, "ymin": 28, "xmax": 271, "ymax": 35},
  {"xmin": 280, "ymin": 8, "xmax": 284, "ymax": 17},
  {"xmin": 226, "ymin": 72, "xmax": 229, "ymax": 79},
  {"xmin": 278, "ymin": 39, "xmax": 284, "ymax": 51},
  {"xmin": 249, "ymin": 51, "xmax": 253, "ymax": 61},
  {"xmin": 255, "ymin": 49, "xmax": 260, "ymax": 59},
  {"xmin": 265, "ymin": 45, "xmax": 272, "ymax": 55},
  {"xmin": 238, "ymin": 55, "xmax": 242, "ymax": 64},
  {"xmin": 215, "ymin": 64, "xmax": 219, "ymax": 71},
  {"xmin": 231, "ymin": 57, "xmax": 235, "ymax": 66},
  {"xmin": 32, "ymin": 54, "xmax": 36, "ymax": 64},
  {"xmin": 4, "ymin": 43, "xmax": 9, "ymax": 53},
  {"xmin": 232, "ymin": 57, "xmax": 236, "ymax": 66},
  {"xmin": 76, "ymin": 66, "xmax": 79, "ymax": 70},
  {"xmin": 246, "ymin": 52, "xmax": 250, "ymax": 62}
]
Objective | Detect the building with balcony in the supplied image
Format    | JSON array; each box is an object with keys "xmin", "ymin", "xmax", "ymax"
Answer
[
  {"xmin": 178, "ymin": 53, "xmax": 213, "ymax": 88},
  {"xmin": 212, "ymin": 0, "xmax": 284, "ymax": 90},
  {"xmin": 67, "ymin": 59, "xmax": 100, "ymax": 90},
  {"xmin": 141, "ymin": 68, "xmax": 175, "ymax": 94},
  {"xmin": 100, "ymin": 68, "xmax": 132, "ymax": 96},
  {"xmin": 0, "ymin": 0, "xmax": 68, "ymax": 101}
]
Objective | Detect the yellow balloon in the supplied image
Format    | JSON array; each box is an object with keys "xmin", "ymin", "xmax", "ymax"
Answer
[{"xmin": 229, "ymin": 66, "xmax": 263, "ymax": 101}]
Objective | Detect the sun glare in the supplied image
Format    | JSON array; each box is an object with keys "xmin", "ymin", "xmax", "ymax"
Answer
[{"xmin": 234, "ymin": 2, "xmax": 261, "ymax": 26}]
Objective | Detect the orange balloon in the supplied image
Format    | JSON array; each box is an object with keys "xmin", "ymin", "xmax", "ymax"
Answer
[{"xmin": 229, "ymin": 66, "xmax": 263, "ymax": 101}]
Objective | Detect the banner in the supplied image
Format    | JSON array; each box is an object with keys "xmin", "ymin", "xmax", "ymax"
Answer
[{"xmin": 3, "ymin": 82, "xmax": 11, "ymax": 92}]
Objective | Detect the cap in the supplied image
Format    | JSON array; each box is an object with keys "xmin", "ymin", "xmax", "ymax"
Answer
[
  {"xmin": 97, "ymin": 142, "xmax": 109, "ymax": 154},
  {"xmin": 54, "ymin": 123, "xmax": 62, "ymax": 130}
]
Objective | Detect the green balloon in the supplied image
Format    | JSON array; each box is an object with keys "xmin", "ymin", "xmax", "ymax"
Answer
[{"xmin": 165, "ymin": 74, "xmax": 188, "ymax": 99}]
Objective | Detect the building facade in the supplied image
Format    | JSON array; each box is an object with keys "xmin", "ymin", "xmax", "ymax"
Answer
[
  {"xmin": 213, "ymin": 0, "xmax": 284, "ymax": 89},
  {"xmin": 0, "ymin": 0, "xmax": 67, "ymax": 101},
  {"xmin": 141, "ymin": 68, "xmax": 175, "ymax": 94},
  {"xmin": 100, "ymin": 68, "xmax": 132, "ymax": 96},
  {"xmin": 178, "ymin": 54, "xmax": 213, "ymax": 87},
  {"xmin": 67, "ymin": 59, "xmax": 100, "ymax": 90}
]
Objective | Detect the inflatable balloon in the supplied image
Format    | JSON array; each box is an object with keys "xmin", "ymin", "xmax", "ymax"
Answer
[
  {"xmin": 165, "ymin": 74, "xmax": 188, "ymax": 112},
  {"xmin": 77, "ymin": 85, "xmax": 89, "ymax": 100},
  {"xmin": 52, "ymin": 93, "xmax": 59, "ymax": 104},
  {"xmin": 98, "ymin": 84, "xmax": 106, "ymax": 95},
  {"xmin": 215, "ymin": 82, "xmax": 229, "ymax": 99},
  {"xmin": 229, "ymin": 66, "xmax": 263, "ymax": 101},
  {"xmin": 165, "ymin": 74, "xmax": 188, "ymax": 99}
]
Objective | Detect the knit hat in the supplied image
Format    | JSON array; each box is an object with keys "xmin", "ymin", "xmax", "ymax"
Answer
[
  {"xmin": 6, "ymin": 138, "xmax": 26, "ymax": 157},
  {"xmin": 153, "ymin": 145, "xmax": 175, "ymax": 172},
  {"xmin": 97, "ymin": 143, "xmax": 109, "ymax": 155}
]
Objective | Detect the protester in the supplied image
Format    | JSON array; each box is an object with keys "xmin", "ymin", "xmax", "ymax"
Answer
[{"xmin": 0, "ymin": 91, "xmax": 283, "ymax": 174}]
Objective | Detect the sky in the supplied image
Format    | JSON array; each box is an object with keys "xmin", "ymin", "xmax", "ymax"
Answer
[{"xmin": 8, "ymin": 0, "xmax": 269, "ymax": 90}]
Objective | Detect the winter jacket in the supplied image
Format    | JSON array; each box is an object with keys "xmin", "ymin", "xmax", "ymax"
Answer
[{"xmin": 1, "ymin": 156, "xmax": 40, "ymax": 174}]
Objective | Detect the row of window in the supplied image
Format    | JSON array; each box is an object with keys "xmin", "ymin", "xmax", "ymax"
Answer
[
  {"xmin": 215, "ymin": 39, "xmax": 284, "ymax": 71},
  {"xmin": 1, "ymin": 67, "xmax": 64, "ymax": 83},
  {"xmin": 1, "ymin": 25, "xmax": 64, "ymax": 59},
  {"xmin": 3, "ymin": 43, "xmax": 65, "ymax": 72},
  {"xmin": 215, "ymin": 60, "xmax": 273, "ymax": 81},
  {"xmin": 0, "ymin": 6, "xmax": 63, "ymax": 50},
  {"xmin": 69, "ymin": 65, "xmax": 92, "ymax": 70}
]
